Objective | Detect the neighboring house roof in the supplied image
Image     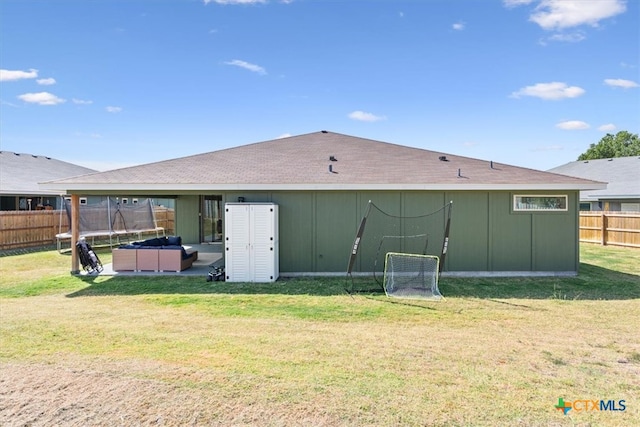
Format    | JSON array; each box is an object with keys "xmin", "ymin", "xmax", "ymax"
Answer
[
  {"xmin": 548, "ymin": 156, "xmax": 640, "ymax": 201},
  {"xmin": 42, "ymin": 131, "xmax": 605, "ymax": 192},
  {"xmin": 0, "ymin": 151, "xmax": 97, "ymax": 196}
]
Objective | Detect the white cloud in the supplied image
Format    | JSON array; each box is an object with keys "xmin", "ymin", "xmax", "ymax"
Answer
[
  {"xmin": 604, "ymin": 78, "xmax": 639, "ymax": 89},
  {"xmin": 1, "ymin": 68, "xmax": 38, "ymax": 82},
  {"xmin": 1, "ymin": 99, "xmax": 20, "ymax": 108},
  {"xmin": 106, "ymin": 106, "xmax": 123, "ymax": 113},
  {"xmin": 503, "ymin": 0, "xmax": 535, "ymax": 7},
  {"xmin": 546, "ymin": 31, "xmax": 586, "ymax": 43},
  {"xmin": 598, "ymin": 123, "xmax": 617, "ymax": 132},
  {"xmin": 277, "ymin": 133, "xmax": 292, "ymax": 139},
  {"xmin": 17, "ymin": 92, "xmax": 65, "ymax": 105},
  {"xmin": 452, "ymin": 21, "xmax": 465, "ymax": 31},
  {"xmin": 36, "ymin": 77, "xmax": 56, "ymax": 85},
  {"xmin": 72, "ymin": 98, "xmax": 93, "ymax": 105},
  {"xmin": 224, "ymin": 59, "xmax": 266, "ymax": 75},
  {"xmin": 348, "ymin": 110, "xmax": 387, "ymax": 122},
  {"xmin": 529, "ymin": 0, "xmax": 626, "ymax": 30},
  {"xmin": 556, "ymin": 120, "xmax": 590, "ymax": 130},
  {"xmin": 510, "ymin": 82, "xmax": 585, "ymax": 100}
]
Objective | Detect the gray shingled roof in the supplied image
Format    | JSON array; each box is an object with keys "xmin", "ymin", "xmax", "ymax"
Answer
[
  {"xmin": 42, "ymin": 131, "xmax": 605, "ymax": 192},
  {"xmin": 548, "ymin": 156, "xmax": 639, "ymax": 200},
  {"xmin": 1, "ymin": 151, "xmax": 97, "ymax": 196}
]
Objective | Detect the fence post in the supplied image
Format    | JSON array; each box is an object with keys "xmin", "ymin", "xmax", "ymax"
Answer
[
  {"xmin": 601, "ymin": 211, "xmax": 607, "ymax": 246},
  {"xmin": 71, "ymin": 195, "xmax": 80, "ymax": 273}
]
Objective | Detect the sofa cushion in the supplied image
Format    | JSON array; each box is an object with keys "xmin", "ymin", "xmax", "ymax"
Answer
[
  {"xmin": 118, "ymin": 244, "xmax": 139, "ymax": 249},
  {"xmin": 167, "ymin": 236, "xmax": 182, "ymax": 246},
  {"xmin": 134, "ymin": 237, "xmax": 168, "ymax": 247}
]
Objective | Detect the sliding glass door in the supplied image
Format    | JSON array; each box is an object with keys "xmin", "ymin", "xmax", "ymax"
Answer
[{"xmin": 201, "ymin": 195, "xmax": 222, "ymax": 243}]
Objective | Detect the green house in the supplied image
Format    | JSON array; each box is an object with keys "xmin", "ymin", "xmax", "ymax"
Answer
[{"xmin": 43, "ymin": 131, "xmax": 605, "ymax": 276}]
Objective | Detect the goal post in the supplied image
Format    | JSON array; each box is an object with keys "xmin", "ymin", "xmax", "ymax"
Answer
[
  {"xmin": 345, "ymin": 200, "xmax": 452, "ymax": 296},
  {"xmin": 383, "ymin": 252, "xmax": 442, "ymax": 300}
]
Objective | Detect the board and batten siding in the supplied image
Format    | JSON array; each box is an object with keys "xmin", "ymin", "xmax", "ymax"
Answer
[{"xmin": 175, "ymin": 190, "xmax": 579, "ymax": 274}]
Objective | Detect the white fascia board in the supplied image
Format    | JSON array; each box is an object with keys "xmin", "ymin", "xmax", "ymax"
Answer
[
  {"xmin": 1, "ymin": 189, "xmax": 64, "ymax": 195},
  {"xmin": 585, "ymin": 194, "xmax": 640, "ymax": 200},
  {"xmin": 41, "ymin": 182, "xmax": 608, "ymax": 192}
]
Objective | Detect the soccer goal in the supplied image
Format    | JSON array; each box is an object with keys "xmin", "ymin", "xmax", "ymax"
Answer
[
  {"xmin": 346, "ymin": 199, "xmax": 452, "ymax": 298},
  {"xmin": 383, "ymin": 252, "xmax": 442, "ymax": 300}
]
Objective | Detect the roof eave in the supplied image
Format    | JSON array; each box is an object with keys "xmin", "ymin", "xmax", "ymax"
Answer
[
  {"xmin": 0, "ymin": 189, "xmax": 65, "ymax": 196},
  {"xmin": 584, "ymin": 194, "xmax": 640, "ymax": 200},
  {"xmin": 40, "ymin": 182, "xmax": 608, "ymax": 192}
]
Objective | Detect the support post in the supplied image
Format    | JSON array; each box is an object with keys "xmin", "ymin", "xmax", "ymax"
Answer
[
  {"xmin": 601, "ymin": 211, "xmax": 607, "ymax": 246},
  {"xmin": 71, "ymin": 194, "xmax": 80, "ymax": 274}
]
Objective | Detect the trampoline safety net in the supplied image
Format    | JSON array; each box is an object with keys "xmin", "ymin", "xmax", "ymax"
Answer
[{"xmin": 62, "ymin": 197, "xmax": 158, "ymax": 235}]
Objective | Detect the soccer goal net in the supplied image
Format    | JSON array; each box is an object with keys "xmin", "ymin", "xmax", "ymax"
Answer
[
  {"xmin": 346, "ymin": 199, "xmax": 452, "ymax": 298},
  {"xmin": 383, "ymin": 253, "xmax": 442, "ymax": 300}
]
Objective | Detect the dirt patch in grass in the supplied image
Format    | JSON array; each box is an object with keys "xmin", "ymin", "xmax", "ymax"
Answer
[{"xmin": 0, "ymin": 360, "xmax": 342, "ymax": 427}]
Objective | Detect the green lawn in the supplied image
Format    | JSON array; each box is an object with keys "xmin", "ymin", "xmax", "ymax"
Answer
[{"xmin": 1, "ymin": 244, "xmax": 638, "ymax": 426}]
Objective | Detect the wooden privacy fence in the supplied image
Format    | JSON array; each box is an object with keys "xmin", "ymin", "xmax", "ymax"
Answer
[
  {"xmin": 580, "ymin": 211, "xmax": 640, "ymax": 249},
  {"xmin": 0, "ymin": 207, "xmax": 175, "ymax": 250}
]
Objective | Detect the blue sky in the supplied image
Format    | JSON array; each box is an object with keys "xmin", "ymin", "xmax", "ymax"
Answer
[{"xmin": 1, "ymin": 0, "xmax": 638, "ymax": 172}]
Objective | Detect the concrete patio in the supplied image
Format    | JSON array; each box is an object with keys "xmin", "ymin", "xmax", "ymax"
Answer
[{"xmin": 80, "ymin": 243, "xmax": 224, "ymax": 277}]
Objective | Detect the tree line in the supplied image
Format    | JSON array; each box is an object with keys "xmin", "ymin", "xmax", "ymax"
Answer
[{"xmin": 578, "ymin": 131, "xmax": 639, "ymax": 160}]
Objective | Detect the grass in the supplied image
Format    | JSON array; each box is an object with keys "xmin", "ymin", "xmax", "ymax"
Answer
[{"xmin": 1, "ymin": 244, "xmax": 639, "ymax": 426}]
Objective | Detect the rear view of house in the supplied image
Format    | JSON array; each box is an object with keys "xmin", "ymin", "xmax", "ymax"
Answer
[{"xmin": 42, "ymin": 131, "xmax": 605, "ymax": 275}]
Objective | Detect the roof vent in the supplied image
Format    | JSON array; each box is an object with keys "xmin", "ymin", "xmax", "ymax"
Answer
[
  {"xmin": 321, "ymin": 130, "xmax": 328, "ymax": 133},
  {"xmin": 329, "ymin": 155, "xmax": 337, "ymax": 161},
  {"xmin": 439, "ymin": 156, "xmax": 448, "ymax": 162}
]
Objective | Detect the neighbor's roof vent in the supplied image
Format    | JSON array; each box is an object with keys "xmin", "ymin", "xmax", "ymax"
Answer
[
  {"xmin": 329, "ymin": 155, "xmax": 337, "ymax": 161},
  {"xmin": 321, "ymin": 130, "xmax": 328, "ymax": 133},
  {"xmin": 439, "ymin": 156, "xmax": 448, "ymax": 161}
]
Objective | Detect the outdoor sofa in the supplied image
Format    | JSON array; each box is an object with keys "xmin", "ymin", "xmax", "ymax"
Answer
[{"xmin": 112, "ymin": 236, "xmax": 198, "ymax": 272}]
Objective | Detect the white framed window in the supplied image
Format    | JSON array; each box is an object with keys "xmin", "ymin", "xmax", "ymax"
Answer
[
  {"xmin": 513, "ymin": 195, "xmax": 568, "ymax": 212},
  {"xmin": 621, "ymin": 203, "xmax": 640, "ymax": 212},
  {"xmin": 65, "ymin": 196, "xmax": 87, "ymax": 205}
]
